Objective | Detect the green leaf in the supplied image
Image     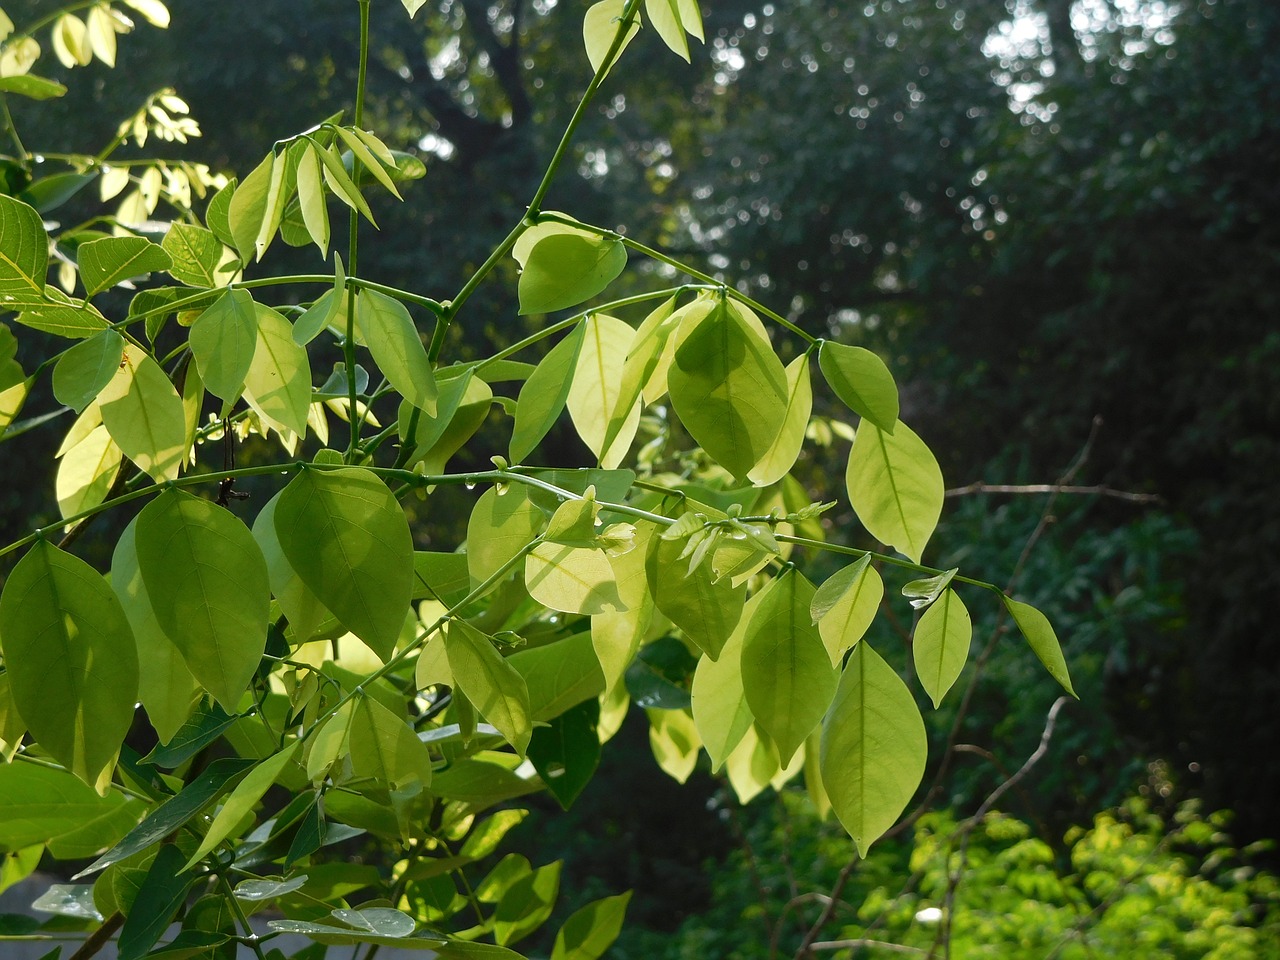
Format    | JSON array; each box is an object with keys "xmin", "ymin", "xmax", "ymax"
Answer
[
  {"xmin": 1004, "ymin": 597, "xmax": 1076, "ymax": 697},
  {"xmin": 646, "ymin": 518, "xmax": 746, "ymax": 659},
  {"xmin": 135, "ymin": 489, "xmax": 270, "ymax": 710},
  {"xmin": 74, "ymin": 757, "xmax": 254, "ymax": 877},
  {"xmin": 12, "ymin": 294, "xmax": 110, "ymax": 338},
  {"xmin": 913, "ymin": 588, "xmax": 972, "ymax": 708},
  {"xmin": 274, "ymin": 467, "xmax": 414, "ymax": 661},
  {"xmin": 227, "ymin": 152, "xmax": 273, "ymax": 263},
  {"xmin": 56, "ymin": 422, "xmax": 121, "ymax": 520},
  {"xmin": 52, "ymin": 329, "xmax": 125, "ymax": 412},
  {"xmin": 551, "ymin": 891, "xmax": 631, "ymax": 960},
  {"xmin": 243, "ymin": 302, "xmax": 312, "ymax": 437},
  {"xmin": 117, "ymin": 844, "xmax": 192, "ymax": 960},
  {"xmin": 354, "ymin": 289, "xmax": 437, "ymax": 415},
  {"xmin": 0, "ymin": 541, "xmax": 137, "ymax": 792},
  {"xmin": 187, "ymin": 743, "xmax": 300, "ymax": 867},
  {"xmin": 432, "ymin": 757, "xmax": 540, "ymax": 805},
  {"xmin": 527, "ymin": 698, "xmax": 600, "ymax": 809},
  {"xmin": 461, "ymin": 810, "xmax": 529, "ymax": 860},
  {"xmin": 189, "ymin": 288, "xmax": 258, "ymax": 403},
  {"xmin": 335, "ymin": 127, "xmax": 402, "ymax": 199},
  {"xmin": 252, "ymin": 493, "xmax": 332, "ymax": 643},
  {"xmin": 98, "ymin": 343, "xmax": 187, "ymax": 482},
  {"xmin": 296, "ymin": 143, "xmax": 330, "ymax": 255},
  {"xmin": 495, "ymin": 860, "xmax": 561, "ymax": 946},
  {"xmin": 811, "ymin": 556, "xmax": 884, "ymax": 666},
  {"xmin": 748, "ymin": 352, "xmax": 813, "ymax": 486},
  {"xmin": 205, "ymin": 178, "xmax": 237, "ymax": 248},
  {"xmin": 0, "ymin": 74, "xmax": 67, "ymax": 100},
  {"xmin": 818, "ymin": 341, "xmax": 899, "ymax": 433},
  {"xmin": 583, "ymin": 0, "xmax": 639, "ymax": 75},
  {"xmin": 161, "ymin": 222, "xmax": 225, "ymax": 288},
  {"xmin": 508, "ymin": 631, "xmax": 606, "ymax": 720},
  {"xmin": 78, "ymin": 236, "xmax": 171, "ymax": 298},
  {"xmin": 401, "ymin": 0, "xmax": 429, "ymax": 15},
  {"xmin": 315, "ymin": 137, "xmax": 377, "ymax": 224},
  {"xmin": 644, "ymin": 0, "xmax": 704, "ymax": 61},
  {"xmin": 466, "ymin": 486, "xmax": 544, "ymax": 586},
  {"xmin": 691, "ymin": 589, "xmax": 762, "ymax": 771},
  {"xmin": 567, "ymin": 313, "xmax": 640, "ymax": 468},
  {"xmin": 349, "ymin": 694, "xmax": 434, "ymax": 789},
  {"xmin": 518, "ymin": 233, "xmax": 626, "ymax": 315},
  {"xmin": 845, "ymin": 419, "xmax": 944, "ymax": 564},
  {"xmin": 668, "ymin": 300, "xmax": 789, "ymax": 480},
  {"xmin": 447, "ymin": 620, "xmax": 533, "ymax": 755},
  {"xmin": 0, "ymin": 762, "xmax": 133, "ymax": 852},
  {"xmin": 510, "ymin": 322, "xmax": 585, "ymax": 462},
  {"xmin": 526, "ymin": 540, "xmax": 626, "ymax": 615},
  {"xmin": 902, "ymin": 567, "xmax": 958, "ymax": 609},
  {"xmin": 820, "ymin": 642, "xmax": 927, "ymax": 857},
  {"xmin": 646, "ymin": 707, "xmax": 701, "ymax": 783},
  {"xmin": 741, "ymin": 568, "xmax": 838, "ymax": 764},
  {"xmin": 111, "ymin": 519, "xmax": 200, "ymax": 744},
  {"xmin": 0, "ymin": 195, "xmax": 48, "ymax": 305},
  {"xmin": 21, "ymin": 171, "xmax": 95, "ymax": 213}
]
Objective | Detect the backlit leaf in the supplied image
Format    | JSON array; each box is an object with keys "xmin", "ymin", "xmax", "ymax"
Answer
[
  {"xmin": 98, "ymin": 343, "xmax": 187, "ymax": 482},
  {"xmin": 691, "ymin": 590, "xmax": 763, "ymax": 770},
  {"xmin": 820, "ymin": 642, "xmax": 927, "ymax": 857},
  {"xmin": 748, "ymin": 352, "xmax": 813, "ymax": 486},
  {"xmin": 668, "ymin": 299, "xmax": 788, "ymax": 480},
  {"xmin": 551, "ymin": 891, "xmax": 631, "ymax": 960},
  {"xmin": 510, "ymin": 323, "xmax": 584, "ymax": 462},
  {"xmin": 243, "ymin": 302, "xmax": 312, "ymax": 437},
  {"xmin": 646, "ymin": 708, "xmax": 700, "ymax": 784},
  {"xmin": 811, "ymin": 556, "xmax": 884, "ymax": 666},
  {"xmin": 78, "ymin": 236, "xmax": 171, "ymax": 297},
  {"xmin": 845, "ymin": 419, "xmax": 943, "ymax": 564},
  {"xmin": 354, "ymin": 289, "xmax": 437, "ymax": 415},
  {"xmin": 467, "ymin": 486, "xmax": 544, "ymax": 587},
  {"xmin": 446, "ymin": 620, "xmax": 532, "ymax": 756},
  {"xmin": 818, "ymin": 341, "xmax": 899, "ymax": 433},
  {"xmin": 741, "ymin": 568, "xmax": 837, "ymax": 764},
  {"xmin": 1004, "ymin": 597, "xmax": 1076, "ymax": 697},
  {"xmin": 583, "ymin": 0, "xmax": 639, "ymax": 75},
  {"xmin": 135, "ymin": 489, "xmax": 269, "ymax": 710},
  {"xmin": 296, "ymin": 143, "xmax": 330, "ymax": 256},
  {"xmin": 274, "ymin": 467, "xmax": 414, "ymax": 661},
  {"xmin": 55, "ymin": 423, "xmax": 121, "ymax": 520},
  {"xmin": 518, "ymin": 233, "xmax": 626, "ymax": 315},
  {"xmin": 186, "ymin": 744, "xmax": 300, "ymax": 867},
  {"xmin": 646, "ymin": 517, "xmax": 745, "ymax": 659},
  {"xmin": 350, "ymin": 694, "xmax": 434, "ymax": 789},
  {"xmin": 913, "ymin": 587, "xmax": 972, "ymax": 708},
  {"xmin": 526, "ymin": 541, "xmax": 626, "ymax": 615},
  {"xmin": 52, "ymin": 329, "xmax": 124, "ymax": 412},
  {"xmin": 0, "ymin": 541, "xmax": 137, "ymax": 791},
  {"xmin": 162, "ymin": 222, "xmax": 225, "ymax": 288},
  {"xmin": 189, "ymin": 288, "xmax": 257, "ymax": 403},
  {"xmin": 567, "ymin": 313, "xmax": 640, "ymax": 468},
  {"xmin": 0, "ymin": 195, "xmax": 49, "ymax": 305}
]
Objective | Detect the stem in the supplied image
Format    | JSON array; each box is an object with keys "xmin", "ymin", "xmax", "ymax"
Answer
[
  {"xmin": 219, "ymin": 875, "xmax": 268, "ymax": 960},
  {"xmin": 774, "ymin": 534, "xmax": 1002, "ymax": 594},
  {"xmin": 344, "ymin": 0, "xmax": 373, "ymax": 461},
  {"xmin": 1, "ymin": 96, "xmax": 26, "ymax": 159}
]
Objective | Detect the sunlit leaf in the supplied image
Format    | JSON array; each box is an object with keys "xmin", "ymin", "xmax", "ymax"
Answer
[
  {"xmin": 811, "ymin": 555, "xmax": 884, "ymax": 666},
  {"xmin": 446, "ymin": 620, "xmax": 533, "ymax": 756},
  {"xmin": 510, "ymin": 323, "xmax": 584, "ymax": 462},
  {"xmin": 98, "ymin": 343, "xmax": 187, "ymax": 482},
  {"xmin": 748, "ymin": 352, "xmax": 812, "ymax": 486},
  {"xmin": 583, "ymin": 0, "xmax": 640, "ymax": 75},
  {"xmin": 818, "ymin": 341, "xmax": 899, "ymax": 433},
  {"xmin": 78, "ymin": 236, "xmax": 171, "ymax": 297},
  {"xmin": 845, "ymin": 419, "xmax": 943, "ymax": 564},
  {"xmin": 189, "ymin": 288, "xmax": 257, "ymax": 403},
  {"xmin": 518, "ymin": 233, "xmax": 626, "ymax": 315},
  {"xmin": 567, "ymin": 313, "xmax": 640, "ymax": 468},
  {"xmin": 1004, "ymin": 597, "xmax": 1076, "ymax": 697},
  {"xmin": 354, "ymin": 289, "xmax": 437, "ymax": 415},
  {"xmin": 913, "ymin": 587, "xmax": 971, "ymax": 708},
  {"xmin": 52, "ymin": 329, "xmax": 124, "ymax": 412}
]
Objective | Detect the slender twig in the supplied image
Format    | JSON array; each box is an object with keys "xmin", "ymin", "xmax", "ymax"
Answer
[
  {"xmin": 810, "ymin": 940, "xmax": 926, "ymax": 955},
  {"xmin": 946, "ymin": 482, "xmax": 1160, "ymax": 504},
  {"xmin": 65, "ymin": 913, "xmax": 124, "ymax": 960}
]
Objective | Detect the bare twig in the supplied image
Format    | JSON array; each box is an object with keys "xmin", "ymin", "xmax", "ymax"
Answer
[
  {"xmin": 945, "ymin": 483, "xmax": 1161, "ymax": 505},
  {"xmin": 67, "ymin": 913, "xmax": 124, "ymax": 960},
  {"xmin": 928, "ymin": 696, "xmax": 1072, "ymax": 959},
  {"xmin": 810, "ymin": 939, "xmax": 927, "ymax": 955}
]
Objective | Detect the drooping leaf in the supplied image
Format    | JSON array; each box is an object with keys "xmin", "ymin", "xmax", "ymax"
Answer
[
  {"xmin": 98, "ymin": 343, "xmax": 187, "ymax": 482},
  {"xmin": 741, "ymin": 568, "xmax": 838, "ymax": 764},
  {"xmin": 494, "ymin": 860, "xmax": 562, "ymax": 946},
  {"xmin": 51, "ymin": 329, "xmax": 124, "ymax": 412},
  {"xmin": 227, "ymin": 152, "xmax": 273, "ymax": 263},
  {"xmin": 518, "ymin": 233, "xmax": 626, "ymax": 315},
  {"xmin": 243, "ymin": 302, "xmax": 312, "ymax": 437},
  {"xmin": 845, "ymin": 419, "xmax": 943, "ymax": 564},
  {"xmin": 527, "ymin": 698, "xmax": 601, "ymax": 809},
  {"xmin": 77, "ymin": 236, "xmax": 171, "ymax": 297},
  {"xmin": 111, "ymin": 519, "xmax": 200, "ymax": 743},
  {"xmin": 0, "ymin": 541, "xmax": 137, "ymax": 791},
  {"xmin": 1004, "ymin": 597, "xmax": 1076, "ymax": 697},
  {"xmin": 55, "ymin": 423, "xmax": 121, "ymax": 520},
  {"xmin": 252, "ymin": 493, "xmax": 332, "ymax": 643},
  {"xmin": 189, "ymin": 288, "xmax": 258, "ymax": 403},
  {"xmin": 567, "ymin": 313, "xmax": 640, "ymax": 468},
  {"xmin": 186, "ymin": 744, "xmax": 300, "ymax": 867},
  {"xmin": 748, "ymin": 352, "xmax": 813, "ymax": 486},
  {"xmin": 820, "ymin": 642, "xmax": 927, "ymax": 857},
  {"xmin": 446, "ymin": 620, "xmax": 533, "ymax": 755},
  {"xmin": 274, "ymin": 467, "xmax": 414, "ymax": 661},
  {"xmin": 818, "ymin": 340, "xmax": 899, "ymax": 433},
  {"xmin": 135, "ymin": 488, "xmax": 270, "ymax": 710},
  {"xmin": 117, "ymin": 844, "xmax": 192, "ymax": 960},
  {"xmin": 913, "ymin": 587, "xmax": 972, "ymax": 708},
  {"xmin": 510, "ymin": 323, "xmax": 585, "ymax": 463},
  {"xmin": 668, "ymin": 299, "xmax": 788, "ymax": 480},
  {"xmin": 582, "ymin": 0, "xmax": 640, "ymax": 75},
  {"xmin": 354, "ymin": 289, "xmax": 437, "ymax": 415},
  {"xmin": 550, "ymin": 891, "xmax": 631, "ymax": 960},
  {"xmin": 646, "ymin": 517, "xmax": 746, "ymax": 659},
  {"xmin": 811, "ymin": 555, "xmax": 884, "ymax": 666},
  {"xmin": 296, "ymin": 142, "xmax": 330, "ymax": 255},
  {"xmin": 349, "ymin": 694, "xmax": 434, "ymax": 789},
  {"xmin": 644, "ymin": 0, "xmax": 704, "ymax": 62},
  {"xmin": 691, "ymin": 590, "xmax": 763, "ymax": 770},
  {"xmin": 646, "ymin": 707, "xmax": 701, "ymax": 784},
  {"xmin": 0, "ymin": 762, "xmax": 133, "ymax": 853}
]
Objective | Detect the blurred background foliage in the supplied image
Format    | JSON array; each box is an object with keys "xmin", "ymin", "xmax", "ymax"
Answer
[{"xmin": 6, "ymin": 0, "xmax": 1279, "ymax": 950}]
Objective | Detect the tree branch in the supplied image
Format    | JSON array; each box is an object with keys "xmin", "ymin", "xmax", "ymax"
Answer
[{"xmin": 945, "ymin": 482, "xmax": 1162, "ymax": 504}]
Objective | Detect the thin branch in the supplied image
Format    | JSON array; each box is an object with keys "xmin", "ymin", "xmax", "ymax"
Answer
[
  {"xmin": 945, "ymin": 482, "xmax": 1161, "ymax": 505},
  {"xmin": 810, "ymin": 939, "xmax": 926, "ymax": 955}
]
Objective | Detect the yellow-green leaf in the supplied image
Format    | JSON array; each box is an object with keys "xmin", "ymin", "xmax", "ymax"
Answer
[
  {"xmin": 0, "ymin": 541, "xmax": 138, "ymax": 792},
  {"xmin": 98, "ymin": 343, "xmax": 187, "ymax": 482},
  {"xmin": 818, "ymin": 340, "xmax": 899, "ymax": 433},
  {"xmin": 518, "ymin": 233, "xmax": 626, "ymax": 316},
  {"xmin": 845, "ymin": 419, "xmax": 943, "ymax": 564},
  {"xmin": 583, "ymin": 0, "xmax": 640, "ymax": 75},
  {"xmin": 354, "ymin": 289, "xmax": 437, "ymax": 415},
  {"xmin": 1004, "ymin": 597, "xmax": 1076, "ymax": 697},
  {"xmin": 567, "ymin": 313, "xmax": 640, "ymax": 469},
  {"xmin": 189, "ymin": 288, "xmax": 257, "ymax": 403},
  {"xmin": 811, "ymin": 555, "xmax": 884, "ymax": 666},
  {"xmin": 446, "ymin": 620, "xmax": 532, "ymax": 756},
  {"xmin": 186, "ymin": 744, "xmax": 299, "ymax": 867},
  {"xmin": 52, "ymin": 329, "xmax": 124, "ymax": 413},
  {"xmin": 510, "ymin": 323, "xmax": 584, "ymax": 463},
  {"xmin": 913, "ymin": 587, "xmax": 971, "ymax": 708},
  {"xmin": 244, "ymin": 303, "xmax": 312, "ymax": 438},
  {"xmin": 748, "ymin": 352, "xmax": 813, "ymax": 486}
]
